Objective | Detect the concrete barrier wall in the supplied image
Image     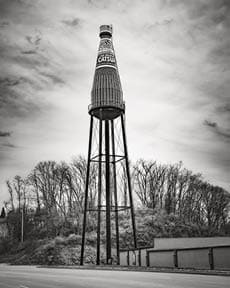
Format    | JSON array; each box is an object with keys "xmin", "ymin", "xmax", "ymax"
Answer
[
  {"xmin": 119, "ymin": 247, "xmax": 150, "ymax": 266},
  {"xmin": 119, "ymin": 251, "xmax": 127, "ymax": 266},
  {"xmin": 149, "ymin": 250, "xmax": 174, "ymax": 268},
  {"xmin": 120, "ymin": 239, "xmax": 230, "ymax": 269},
  {"xmin": 129, "ymin": 250, "xmax": 139, "ymax": 266},
  {"xmin": 120, "ymin": 237, "xmax": 230, "ymax": 269},
  {"xmin": 140, "ymin": 249, "xmax": 147, "ymax": 267},
  {"xmin": 147, "ymin": 246, "xmax": 230, "ymax": 270},
  {"xmin": 177, "ymin": 249, "xmax": 210, "ymax": 269},
  {"xmin": 213, "ymin": 247, "xmax": 230, "ymax": 270}
]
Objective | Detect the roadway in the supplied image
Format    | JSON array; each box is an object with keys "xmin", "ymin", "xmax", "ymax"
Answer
[{"xmin": 0, "ymin": 264, "xmax": 229, "ymax": 288}]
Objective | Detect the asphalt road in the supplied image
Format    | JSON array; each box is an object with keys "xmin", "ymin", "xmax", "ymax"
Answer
[{"xmin": 0, "ymin": 264, "xmax": 229, "ymax": 288}]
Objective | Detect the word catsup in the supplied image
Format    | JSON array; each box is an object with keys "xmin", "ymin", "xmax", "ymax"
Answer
[{"xmin": 97, "ymin": 53, "xmax": 115, "ymax": 64}]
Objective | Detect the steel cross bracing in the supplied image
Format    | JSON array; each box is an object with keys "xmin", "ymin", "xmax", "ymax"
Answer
[{"xmin": 80, "ymin": 115, "xmax": 137, "ymax": 266}]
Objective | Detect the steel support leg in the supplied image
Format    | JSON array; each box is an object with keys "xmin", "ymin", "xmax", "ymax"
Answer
[
  {"xmin": 80, "ymin": 116, "xmax": 94, "ymax": 265},
  {"xmin": 96, "ymin": 119, "xmax": 102, "ymax": 265},
  {"xmin": 121, "ymin": 114, "xmax": 137, "ymax": 248},
  {"xmin": 111, "ymin": 119, "xmax": 120, "ymax": 264},
  {"xmin": 105, "ymin": 120, "xmax": 111, "ymax": 263}
]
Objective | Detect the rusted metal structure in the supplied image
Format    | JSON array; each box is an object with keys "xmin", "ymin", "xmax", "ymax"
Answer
[{"xmin": 80, "ymin": 25, "xmax": 137, "ymax": 265}]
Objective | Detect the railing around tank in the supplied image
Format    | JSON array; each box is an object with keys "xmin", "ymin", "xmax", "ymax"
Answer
[{"xmin": 88, "ymin": 101, "xmax": 125, "ymax": 112}]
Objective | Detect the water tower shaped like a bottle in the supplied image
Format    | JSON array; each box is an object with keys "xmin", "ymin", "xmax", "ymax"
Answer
[
  {"xmin": 81, "ymin": 25, "xmax": 137, "ymax": 266},
  {"xmin": 89, "ymin": 25, "xmax": 125, "ymax": 120}
]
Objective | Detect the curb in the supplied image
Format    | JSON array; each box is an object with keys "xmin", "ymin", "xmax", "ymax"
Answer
[{"xmin": 38, "ymin": 265, "xmax": 230, "ymax": 276}]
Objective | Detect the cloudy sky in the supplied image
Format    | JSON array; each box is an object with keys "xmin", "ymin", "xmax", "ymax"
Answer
[{"xmin": 0, "ymin": 0, "xmax": 230, "ymax": 206}]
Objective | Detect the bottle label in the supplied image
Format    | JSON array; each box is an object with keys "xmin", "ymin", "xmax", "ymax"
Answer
[
  {"xmin": 96, "ymin": 38, "xmax": 116, "ymax": 68},
  {"xmin": 97, "ymin": 53, "xmax": 116, "ymax": 66},
  {"xmin": 99, "ymin": 39, "xmax": 113, "ymax": 53}
]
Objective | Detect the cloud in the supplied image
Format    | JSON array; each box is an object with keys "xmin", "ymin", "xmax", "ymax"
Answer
[
  {"xmin": 21, "ymin": 32, "xmax": 42, "ymax": 54},
  {"xmin": 204, "ymin": 120, "xmax": 217, "ymax": 128},
  {"xmin": 0, "ymin": 77, "xmax": 21, "ymax": 86},
  {"xmin": 0, "ymin": 75, "xmax": 49, "ymax": 119},
  {"xmin": 0, "ymin": 0, "xmax": 35, "ymax": 18},
  {"xmin": 25, "ymin": 33, "xmax": 42, "ymax": 46},
  {"xmin": 204, "ymin": 119, "xmax": 230, "ymax": 140},
  {"xmin": 62, "ymin": 18, "xmax": 81, "ymax": 27},
  {"xmin": 21, "ymin": 49, "xmax": 37, "ymax": 55},
  {"xmin": 1, "ymin": 143, "xmax": 16, "ymax": 148},
  {"xmin": 146, "ymin": 18, "xmax": 174, "ymax": 29},
  {"xmin": 0, "ymin": 21, "xmax": 9, "ymax": 28},
  {"xmin": 0, "ymin": 26, "xmax": 66, "ymax": 119},
  {"xmin": 0, "ymin": 88, "xmax": 42, "ymax": 119},
  {"xmin": 216, "ymin": 103, "xmax": 230, "ymax": 113},
  {"xmin": 0, "ymin": 131, "xmax": 11, "ymax": 137},
  {"xmin": 39, "ymin": 72, "xmax": 65, "ymax": 85}
]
